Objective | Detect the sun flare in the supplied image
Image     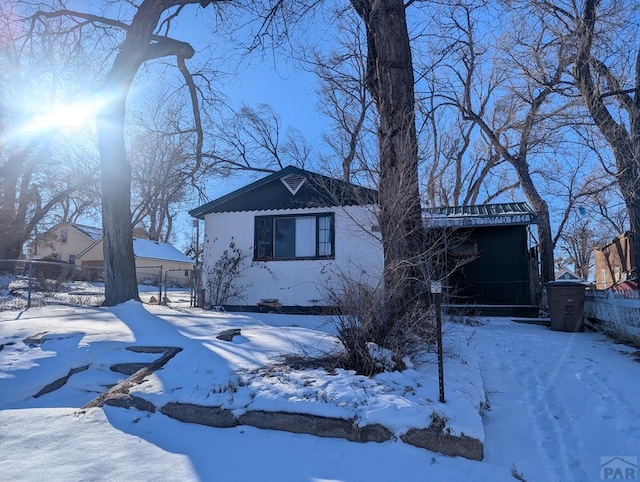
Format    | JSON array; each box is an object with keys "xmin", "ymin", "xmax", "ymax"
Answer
[{"xmin": 22, "ymin": 97, "xmax": 106, "ymax": 136}]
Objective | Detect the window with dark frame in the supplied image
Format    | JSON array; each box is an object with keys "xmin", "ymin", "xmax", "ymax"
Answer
[
  {"xmin": 60, "ymin": 228, "xmax": 68, "ymax": 244},
  {"xmin": 254, "ymin": 213, "xmax": 335, "ymax": 260}
]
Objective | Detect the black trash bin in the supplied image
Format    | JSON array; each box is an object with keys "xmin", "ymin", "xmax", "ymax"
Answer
[{"xmin": 546, "ymin": 281, "xmax": 587, "ymax": 332}]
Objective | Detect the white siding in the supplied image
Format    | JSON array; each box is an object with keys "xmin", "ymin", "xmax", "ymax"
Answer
[{"xmin": 202, "ymin": 205, "xmax": 382, "ymax": 307}]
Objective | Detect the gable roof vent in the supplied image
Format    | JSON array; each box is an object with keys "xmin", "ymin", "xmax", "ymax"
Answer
[{"xmin": 281, "ymin": 173, "xmax": 306, "ymax": 195}]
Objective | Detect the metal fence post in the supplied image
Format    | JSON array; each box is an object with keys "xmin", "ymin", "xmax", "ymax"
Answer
[
  {"xmin": 27, "ymin": 261, "xmax": 33, "ymax": 309},
  {"xmin": 158, "ymin": 265, "xmax": 163, "ymax": 304},
  {"xmin": 163, "ymin": 269, "xmax": 168, "ymax": 305},
  {"xmin": 431, "ymin": 280, "xmax": 445, "ymax": 403},
  {"xmin": 189, "ymin": 270, "xmax": 198, "ymax": 308}
]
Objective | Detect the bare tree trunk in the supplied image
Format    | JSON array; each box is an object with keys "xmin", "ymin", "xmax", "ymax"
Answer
[
  {"xmin": 94, "ymin": 0, "xmax": 200, "ymax": 305},
  {"xmin": 98, "ymin": 95, "xmax": 139, "ymax": 304},
  {"xmin": 98, "ymin": 1, "xmax": 176, "ymax": 305},
  {"xmin": 574, "ymin": 0, "xmax": 640, "ymax": 283},
  {"xmin": 351, "ymin": 0, "xmax": 428, "ymax": 327},
  {"xmin": 515, "ymin": 165, "xmax": 555, "ymax": 285}
]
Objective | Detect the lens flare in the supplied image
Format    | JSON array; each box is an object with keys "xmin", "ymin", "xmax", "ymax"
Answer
[{"xmin": 26, "ymin": 98, "xmax": 104, "ymax": 134}]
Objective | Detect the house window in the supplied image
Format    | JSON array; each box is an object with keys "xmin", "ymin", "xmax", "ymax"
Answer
[
  {"xmin": 254, "ymin": 213, "xmax": 335, "ymax": 260},
  {"xmin": 60, "ymin": 228, "xmax": 68, "ymax": 244},
  {"xmin": 68, "ymin": 254, "xmax": 76, "ymax": 265}
]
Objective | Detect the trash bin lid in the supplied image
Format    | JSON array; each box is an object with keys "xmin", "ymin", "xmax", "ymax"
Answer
[{"xmin": 546, "ymin": 280, "xmax": 590, "ymax": 287}]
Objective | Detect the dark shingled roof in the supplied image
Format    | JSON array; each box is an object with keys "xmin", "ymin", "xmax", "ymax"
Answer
[{"xmin": 190, "ymin": 166, "xmax": 378, "ymax": 218}]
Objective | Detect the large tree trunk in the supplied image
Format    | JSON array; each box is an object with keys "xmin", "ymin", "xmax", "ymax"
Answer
[
  {"xmin": 513, "ymin": 163, "xmax": 555, "ymax": 285},
  {"xmin": 574, "ymin": 0, "xmax": 640, "ymax": 282},
  {"xmin": 98, "ymin": 2, "xmax": 174, "ymax": 305},
  {"xmin": 98, "ymin": 1, "xmax": 197, "ymax": 305},
  {"xmin": 98, "ymin": 96, "xmax": 139, "ymax": 305},
  {"xmin": 351, "ymin": 0, "xmax": 428, "ymax": 327}
]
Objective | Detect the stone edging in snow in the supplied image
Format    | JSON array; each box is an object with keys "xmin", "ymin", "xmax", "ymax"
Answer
[
  {"xmin": 160, "ymin": 402, "xmax": 483, "ymax": 461},
  {"xmin": 69, "ymin": 341, "xmax": 483, "ymax": 461}
]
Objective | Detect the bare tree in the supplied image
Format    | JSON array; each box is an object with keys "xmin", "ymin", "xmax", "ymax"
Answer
[
  {"xmin": 418, "ymin": 77, "xmax": 516, "ymax": 208},
  {"xmin": 128, "ymin": 93, "xmax": 204, "ymax": 242},
  {"xmin": 412, "ymin": 2, "xmax": 512, "ymax": 208},
  {"xmin": 210, "ymin": 103, "xmax": 311, "ymax": 175},
  {"xmin": 445, "ymin": 2, "xmax": 577, "ymax": 285},
  {"xmin": 0, "ymin": 3, "xmax": 97, "ymax": 259},
  {"xmin": 572, "ymin": 0, "xmax": 640, "ymax": 280},
  {"xmin": 31, "ymin": 1, "xmax": 236, "ymax": 304},
  {"xmin": 515, "ymin": 0, "xmax": 640, "ymax": 282},
  {"xmin": 310, "ymin": 9, "xmax": 376, "ymax": 183},
  {"xmin": 556, "ymin": 214, "xmax": 606, "ymax": 281},
  {"xmin": 348, "ymin": 0, "xmax": 429, "ymax": 329}
]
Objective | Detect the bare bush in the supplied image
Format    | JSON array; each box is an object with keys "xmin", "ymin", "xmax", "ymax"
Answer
[
  {"xmin": 326, "ymin": 279, "xmax": 388, "ymax": 376},
  {"xmin": 205, "ymin": 240, "xmax": 250, "ymax": 308},
  {"xmin": 324, "ymin": 275, "xmax": 436, "ymax": 376}
]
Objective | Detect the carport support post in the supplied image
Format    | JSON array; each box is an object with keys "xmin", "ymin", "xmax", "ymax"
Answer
[
  {"xmin": 431, "ymin": 281, "xmax": 445, "ymax": 403},
  {"xmin": 158, "ymin": 265, "xmax": 163, "ymax": 305}
]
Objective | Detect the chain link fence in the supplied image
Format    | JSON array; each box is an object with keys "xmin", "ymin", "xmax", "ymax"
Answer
[
  {"xmin": 0, "ymin": 259, "xmax": 203, "ymax": 311},
  {"xmin": 137, "ymin": 266, "xmax": 202, "ymax": 308},
  {"xmin": 0, "ymin": 259, "xmax": 105, "ymax": 310}
]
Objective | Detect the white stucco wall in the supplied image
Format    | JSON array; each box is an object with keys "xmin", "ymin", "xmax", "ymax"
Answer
[{"xmin": 202, "ymin": 205, "xmax": 382, "ymax": 307}]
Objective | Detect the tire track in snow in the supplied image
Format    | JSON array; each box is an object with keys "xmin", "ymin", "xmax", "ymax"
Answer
[
  {"xmin": 580, "ymin": 358, "xmax": 640, "ymax": 442},
  {"xmin": 477, "ymin": 332, "xmax": 558, "ymax": 481},
  {"xmin": 496, "ymin": 337, "xmax": 589, "ymax": 482},
  {"xmin": 516, "ymin": 351, "xmax": 588, "ymax": 482},
  {"xmin": 476, "ymin": 323, "xmax": 640, "ymax": 481}
]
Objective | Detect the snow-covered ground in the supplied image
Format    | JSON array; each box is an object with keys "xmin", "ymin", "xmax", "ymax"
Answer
[{"xmin": 1, "ymin": 303, "xmax": 639, "ymax": 481}]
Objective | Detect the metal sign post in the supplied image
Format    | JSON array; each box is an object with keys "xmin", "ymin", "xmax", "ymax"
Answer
[{"xmin": 431, "ymin": 280, "xmax": 445, "ymax": 403}]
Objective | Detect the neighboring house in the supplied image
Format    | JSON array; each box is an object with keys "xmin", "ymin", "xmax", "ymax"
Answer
[
  {"xmin": 77, "ymin": 238, "xmax": 194, "ymax": 285},
  {"xmin": 424, "ymin": 203, "xmax": 539, "ymax": 315},
  {"xmin": 191, "ymin": 166, "xmax": 539, "ymax": 314},
  {"xmin": 28, "ymin": 222, "xmax": 103, "ymax": 264},
  {"xmin": 189, "ymin": 165, "xmax": 381, "ymax": 311},
  {"xmin": 593, "ymin": 232, "xmax": 636, "ymax": 289},
  {"xmin": 555, "ymin": 269, "xmax": 585, "ymax": 282}
]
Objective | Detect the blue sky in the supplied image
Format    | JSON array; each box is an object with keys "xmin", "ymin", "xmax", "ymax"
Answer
[
  {"xmin": 168, "ymin": 3, "xmax": 337, "ymax": 197},
  {"xmin": 131, "ymin": 2, "xmax": 340, "ymax": 246}
]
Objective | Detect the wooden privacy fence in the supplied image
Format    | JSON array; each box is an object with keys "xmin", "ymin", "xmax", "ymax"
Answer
[{"xmin": 584, "ymin": 289, "xmax": 640, "ymax": 343}]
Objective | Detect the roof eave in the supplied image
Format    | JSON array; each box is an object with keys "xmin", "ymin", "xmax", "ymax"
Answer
[{"xmin": 189, "ymin": 166, "xmax": 378, "ymax": 217}]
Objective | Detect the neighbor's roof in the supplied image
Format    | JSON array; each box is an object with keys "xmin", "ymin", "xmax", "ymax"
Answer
[
  {"xmin": 189, "ymin": 165, "xmax": 378, "ymax": 218},
  {"xmin": 71, "ymin": 223, "xmax": 103, "ymax": 241},
  {"xmin": 133, "ymin": 238, "xmax": 193, "ymax": 264},
  {"xmin": 423, "ymin": 202, "xmax": 537, "ymax": 227},
  {"xmin": 555, "ymin": 269, "xmax": 584, "ymax": 281}
]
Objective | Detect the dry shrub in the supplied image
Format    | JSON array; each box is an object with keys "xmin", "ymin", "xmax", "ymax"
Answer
[{"xmin": 325, "ymin": 277, "xmax": 436, "ymax": 376}]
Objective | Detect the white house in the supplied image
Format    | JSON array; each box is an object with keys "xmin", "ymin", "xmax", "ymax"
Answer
[
  {"xmin": 77, "ymin": 238, "xmax": 194, "ymax": 285},
  {"xmin": 190, "ymin": 166, "xmax": 382, "ymax": 311}
]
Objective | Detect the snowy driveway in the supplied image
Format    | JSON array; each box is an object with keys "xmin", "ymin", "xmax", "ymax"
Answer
[{"xmin": 476, "ymin": 318, "xmax": 640, "ymax": 482}]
